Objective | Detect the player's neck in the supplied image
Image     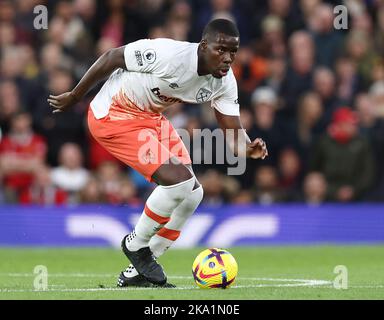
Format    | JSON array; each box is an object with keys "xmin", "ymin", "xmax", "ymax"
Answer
[{"xmin": 197, "ymin": 46, "xmax": 209, "ymax": 76}]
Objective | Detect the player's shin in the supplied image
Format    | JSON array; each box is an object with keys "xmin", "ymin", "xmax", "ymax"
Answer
[
  {"xmin": 150, "ymin": 185, "xmax": 204, "ymax": 258},
  {"xmin": 125, "ymin": 177, "xmax": 196, "ymax": 251}
]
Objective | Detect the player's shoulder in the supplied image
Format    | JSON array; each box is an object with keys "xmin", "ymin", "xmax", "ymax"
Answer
[{"xmin": 127, "ymin": 38, "xmax": 196, "ymax": 66}]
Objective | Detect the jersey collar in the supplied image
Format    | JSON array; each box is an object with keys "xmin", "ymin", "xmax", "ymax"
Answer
[{"xmin": 190, "ymin": 43, "xmax": 199, "ymax": 74}]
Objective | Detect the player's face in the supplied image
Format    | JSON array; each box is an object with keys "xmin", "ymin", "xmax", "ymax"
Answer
[{"xmin": 203, "ymin": 33, "xmax": 239, "ymax": 78}]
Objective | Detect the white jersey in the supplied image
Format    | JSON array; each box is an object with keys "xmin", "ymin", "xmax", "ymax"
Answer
[{"xmin": 90, "ymin": 38, "xmax": 240, "ymax": 119}]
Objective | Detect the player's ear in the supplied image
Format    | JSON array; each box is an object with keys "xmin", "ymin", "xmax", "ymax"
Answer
[{"xmin": 200, "ymin": 39, "xmax": 208, "ymax": 50}]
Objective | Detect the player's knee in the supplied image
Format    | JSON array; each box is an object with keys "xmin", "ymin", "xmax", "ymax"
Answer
[
  {"xmin": 163, "ymin": 176, "xmax": 195, "ymax": 202},
  {"xmin": 193, "ymin": 184, "xmax": 204, "ymax": 206},
  {"xmin": 153, "ymin": 163, "xmax": 194, "ymax": 186},
  {"xmin": 181, "ymin": 182, "xmax": 204, "ymax": 213},
  {"xmin": 183, "ymin": 183, "xmax": 203, "ymax": 217},
  {"xmin": 176, "ymin": 168, "xmax": 194, "ymax": 184}
]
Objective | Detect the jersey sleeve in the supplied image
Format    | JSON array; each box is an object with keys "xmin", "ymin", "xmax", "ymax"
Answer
[
  {"xmin": 211, "ymin": 70, "xmax": 240, "ymax": 116},
  {"xmin": 124, "ymin": 39, "xmax": 172, "ymax": 75}
]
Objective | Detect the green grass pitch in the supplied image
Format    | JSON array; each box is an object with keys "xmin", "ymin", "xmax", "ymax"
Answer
[{"xmin": 0, "ymin": 246, "xmax": 383, "ymax": 300}]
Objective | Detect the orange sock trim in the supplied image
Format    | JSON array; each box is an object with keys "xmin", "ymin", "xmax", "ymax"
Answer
[
  {"xmin": 144, "ymin": 204, "xmax": 170, "ymax": 224},
  {"xmin": 157, "ymin": 227, "xmax": 181, "ymax": 241}
]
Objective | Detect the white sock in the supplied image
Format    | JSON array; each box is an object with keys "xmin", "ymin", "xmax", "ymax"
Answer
[
  {"xmin": 126, "ymin": 177, "xmax": 195, "ymax": 251},
  {"xmin": 150, "ymin": 185, "xmax": 204, "ymax": 258},
  {"xmin": 124, "ymin": 185, "xmax": 203, "ymax": 277}
]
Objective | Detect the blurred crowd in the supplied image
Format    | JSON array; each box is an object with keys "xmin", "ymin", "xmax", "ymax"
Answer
[{"xmin": 0, "ymin": 0, "xmax": 384, "ymax": 206}]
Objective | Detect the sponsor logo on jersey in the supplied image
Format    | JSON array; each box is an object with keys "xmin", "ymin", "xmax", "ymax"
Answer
[
  {"xmin": 196, "ymin": 88, "xmax": 212, "ymax": 103},
  {"xmin": 143, "ymin": 49, "xmax": 156, "ymax": 64},
  {"xmin": 169, "ymin": 82, "xmax": 179, "ymax": 89},
  {"xmin": 151, "ymin": 87, "xmax": 183, "ymax": 103},
  {"xmin": 135, "ymin": 50, "xmax": 143, "ymax": 66}
]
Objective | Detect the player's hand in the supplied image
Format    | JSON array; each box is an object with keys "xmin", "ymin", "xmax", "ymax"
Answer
[
  {"xmin": 246, "ymin": 138, "xmax": 268, "ymax": 159},
  {"xmin": 47, "ymin": 92, "xmax": 79, "ymax": 113}
]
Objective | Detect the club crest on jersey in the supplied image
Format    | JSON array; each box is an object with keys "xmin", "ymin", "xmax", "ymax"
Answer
[
  {"xmin": 169, "ymin": 82, "xmax": 179, "ymax": 89},
  {"xmin": 143, "ymin": 49, "xmax": 156, "ymax": 64},
  {"xmin": 196, "ymin": 88, "xmax": 212, "ymax": 103}
]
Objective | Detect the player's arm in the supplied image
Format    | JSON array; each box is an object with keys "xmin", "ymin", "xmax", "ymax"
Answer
[
  {"xmin": 214, "ymin": 109, "xmax": 268, "ymax": 160},
  {"xmin": 47, "ymin": 47, "xmax": 126, "ymax": 113}
]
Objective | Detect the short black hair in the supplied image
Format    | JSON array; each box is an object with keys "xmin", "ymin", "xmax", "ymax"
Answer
[{"xmin": 202, "ymin": 19, "xmax": 240, "ymax": 39}]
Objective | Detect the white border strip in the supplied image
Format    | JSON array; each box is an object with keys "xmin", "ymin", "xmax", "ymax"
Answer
[{"xmin": 1, "ymin": 273, "xmax": 382, "ymax": 293}]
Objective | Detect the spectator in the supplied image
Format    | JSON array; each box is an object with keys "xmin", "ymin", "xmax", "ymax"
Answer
[
  {"xmin": 101, "ymin": 0, "xmax": 148, "ymax": 44},
  {"xmin": 335, "ymin": 56, "xmax": 361, "ymax": 106},
  {"xmin": 148, "ymin": 25, "xmax": 168, "ymax": 39},
  {"xmin": 199, "ymin": 169, "xmax": 225, "ymax": 206},
  {"xmin": 312, "ymin": 67, "xmax": 340, "ymax": 122},
  {"xmin": 309, "ymin": 3, "xmax": 344, "ymax": 68},
  {"xmin": 87, "ymin": 131, "xmax": 122, "ymax": 170},
  {"xmin": 356, "ymin": 93, "xmax": 383, "ymax": 139},
  {"xmin": 164, "ymin": 1, "xmax": 192, "ymax": 41},
  {"xmin": 258, "ymin": 14, "xmax": 287, "ymax": 57},
  {"xmin": 34, "ymin": 66, "xmax": 87, "ymax": 165},
  {"xmin": 355, "ymin": 93, "xmax": 384, "ymax": 192},
  {"xmin": 95, "ymin": 160, "xmax": 124, "ymax": 204},
  {"xmin": 78, "ymin": 175, "xmax": 105, "ymax": 204},
  {"xmin": 0, "ymin": 185, "xmax": 4, "ymax": 204},
  {"xmin": 14, "ymin": 0, "xmax": 41, "ymax": 45},
  {"xmin": 299, "ymin": 0, "xmax": 320, "ymax": 30},
  {"xmin": 39, "ymin": 43, "xmax": 72, "ymax": 77},
  {"xmin": 291, "ymin": 91, "xmax": 324, "ymax": 170},
  {"xmin": 344, "ymin": 29, "xmax": 380, "ymax": 89},
  {"xmin": 310, "ymin": 107, "xmax": 375, "ymax": 202},
  {"xmin": 252, "ymin": 165, "xmax": 286, "ymax": 205},
  {"xmin": 249, "ymin": 86, "xmax": 285, "ymax": 166},
  {"xmin": 279, "ymin": 30, "xmax": 315, "ymax": 118},
  {"xmin": 239, "ymin": 108, "xmax": 253, "ymax": 132},
  {"xmin": 51, "ymin": 142, "xmax": 90, "ymax": 203},
  {"xmin": 0, "ymin": 0, "xmax": 16, "ymax": 24},
  {"xmin": 73, "ymin": 0, "xmax": 98, "ymax": 35},
  {"xmin": 230, "ymin": 189, "xmax": 254, "ymax": 204},
  {"xmin": 301, "ymin": 171, "xmax": 328, "ymax": 205},
  {"xmin": 0, "ymin": 80, "xmax": 22, "ymax": 135},
  {"xmin": 99, "ymin": 0, "xmax": 125, "ymax": 47},
  {"xmin": 370, "ymin": 59, "xmax": 384, "ymax": 83},
  {"xmin": 193, "ymin": 0, "xmax": 249, "ymax": 43},
  {"xmin": 0, "ymin": 111, "xmax": 47, "ymax": 203},
  {"xmin": 250, "ymin": 0, "xmax": 304, "ymax": 41},
  {"xmin": 116, "ymin": 177, "xmax": 142, "ymax": 206},
  {"xmin": 277, "ymin": 147, "xmax": 301, "ymax": 198},
  {"xmin": 369, "ymin": 80, "xmax": 384, "ymax": 118},
  {"xmin": 374, "ymin": 6, "xmax": 384, "ymax": 54},
  {"xmin": 231, "ymin": 46, "xmax": 268, "ymax": 96},
  {"xmin": 49, "ymin": 0, "xmax": 88, "ymax": 50},
  {"xmin": 262, "ymin": 55, "xmax": 287, "ymax": 93},
  {"xmin": 19, "ymin": 165, "xmax": 68, "ymax": 206},
  {"xmin": 266, "ymin": 0, "xmax": 304, "ymax": 38},
  {"xmin": 0, "ymin": 22, "xmax": 16, "ymax": 47}
]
